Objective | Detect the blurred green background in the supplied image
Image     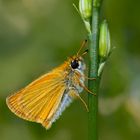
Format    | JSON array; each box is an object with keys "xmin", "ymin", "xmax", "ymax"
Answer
[{"xmin": 0, "ymin": 0, "xmax": 140, "ymax": 140}]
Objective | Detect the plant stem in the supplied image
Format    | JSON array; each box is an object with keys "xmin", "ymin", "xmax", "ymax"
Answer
[{"xmin": 88, "ymin": 0, "xmax": 102, "ymax": 140}]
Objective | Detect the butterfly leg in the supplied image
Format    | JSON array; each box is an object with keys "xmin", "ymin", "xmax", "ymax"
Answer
[
  {"xmin": 79, "ymin": 83, "xmax": 96, "ymax": 96},
  {"xmin": 75, "ymin": 71, "xmax": 96, "ymax": 80},
  {"xmin": 74, "ymin": 74, "xmax": 96, "ymax": 96},
  {"xmin": 68, "ymin": 88, "xmax": 89, "ymax": 112},
  {"xmin": 84, "ymin": 76, "xmax": 96, "ymax": 80}
]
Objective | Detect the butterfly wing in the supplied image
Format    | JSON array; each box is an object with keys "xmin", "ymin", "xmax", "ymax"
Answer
[{"xmin": 6, "ymin": 71, "xmax": 66, "ymax": 129}]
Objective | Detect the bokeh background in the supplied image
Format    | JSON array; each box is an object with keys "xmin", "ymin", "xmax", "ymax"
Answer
[{"xmin": 0, "ymin": 0, "xmax": 140, "ymax": 140}]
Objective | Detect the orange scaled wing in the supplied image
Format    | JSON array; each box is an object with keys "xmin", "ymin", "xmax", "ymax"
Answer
[{"xmin": 6, "ymin": 70, "xmax": 66, "ymax": 129}]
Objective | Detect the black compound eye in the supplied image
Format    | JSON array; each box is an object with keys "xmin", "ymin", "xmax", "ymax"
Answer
[{"xmin": 71, "ymin": 60, "xmax": 79, "ymax": 69}]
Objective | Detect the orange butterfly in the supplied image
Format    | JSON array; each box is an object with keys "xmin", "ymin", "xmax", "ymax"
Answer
[{"xmin": 6, "ymin": 40, "xmax": 95, "ymax": 129}]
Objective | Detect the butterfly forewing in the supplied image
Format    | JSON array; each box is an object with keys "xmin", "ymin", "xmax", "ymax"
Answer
[{"xmin": 6, "ymin": 70, "xmax": 66, "ymax": 129}]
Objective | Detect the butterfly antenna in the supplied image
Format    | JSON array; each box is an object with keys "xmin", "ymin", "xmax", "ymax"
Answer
[
  {"xmin": 77, "ymin": 40, "xmax": 87, "ymax": 56},
  {"xmin": 81, "ymin": 49, "xmax": 88, "ymax": 56}
]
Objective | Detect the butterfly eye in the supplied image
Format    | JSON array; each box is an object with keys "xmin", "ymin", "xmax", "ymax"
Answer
[{"xmin": 71, "ymin": 60, "xmax": 79, "ymax": 69}]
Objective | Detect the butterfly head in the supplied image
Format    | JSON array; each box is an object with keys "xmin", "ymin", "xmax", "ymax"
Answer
[
  {"xmin": 68, "ymin": 55, "xmax": 86, "ymax": 72},
  {"xmin": 67, "ymin": 40, "xmax": 88, "ymax": 72}
]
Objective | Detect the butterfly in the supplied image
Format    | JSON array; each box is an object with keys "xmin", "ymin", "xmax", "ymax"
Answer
[{"xmin": 6, "ymin": 40, "xmax": 95, "ymax": 129}]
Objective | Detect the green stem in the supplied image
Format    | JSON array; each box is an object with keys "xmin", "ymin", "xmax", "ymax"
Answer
[{"xmin": 88, "ymin": 0, "xmax": 101, "ymax": 140}]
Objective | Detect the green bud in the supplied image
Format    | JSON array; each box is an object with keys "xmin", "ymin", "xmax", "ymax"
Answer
[
  {"xmin": 79, "ymin": 0, "xmax": 92, "ymax": 21},
  {"xmin": 99, "ymin": 20, "xmax": 111, "ymax": 60}
]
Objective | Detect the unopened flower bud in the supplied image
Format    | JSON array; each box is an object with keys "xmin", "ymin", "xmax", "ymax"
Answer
[
  {"xmin": 79, "ymin": 0, "xmax": 92, "ymax": 21},
  {"xmin": 99, "ymin": 20, "xmax": 111, "ymax": 60}
]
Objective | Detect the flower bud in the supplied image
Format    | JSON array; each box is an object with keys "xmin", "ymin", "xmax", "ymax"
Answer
[
  {"xmin": 79, "ymin": 0, "xmax": 92, "ymax": 21},
  {"xmin": 99, "ymin": 20, "xmax": 111, "ymax": 60}
]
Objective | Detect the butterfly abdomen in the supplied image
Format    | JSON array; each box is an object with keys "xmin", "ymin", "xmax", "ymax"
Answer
[
  {"xmin": 51, "ymin": 93, "xmax": 72, "ymax": 123},
  {"xmin": 42, "ymin": 91, "xmax": 73, "ymax": 130}
]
